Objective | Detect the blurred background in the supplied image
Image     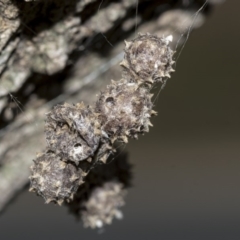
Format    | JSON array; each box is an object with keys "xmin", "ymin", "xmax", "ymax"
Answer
[{"xmin": 1, "ymin": 0, "xmax": 240, "ymax": 239}]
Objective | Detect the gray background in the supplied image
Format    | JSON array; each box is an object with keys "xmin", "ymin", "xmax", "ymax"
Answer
[{"xmin": 1, "ymin": 1, "xmax": 240, "ymax": 239}]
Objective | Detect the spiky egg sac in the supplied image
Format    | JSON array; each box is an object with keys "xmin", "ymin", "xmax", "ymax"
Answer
[
  {"xmin": 45, "ymin": 103, "xmax": 101, "ymax": 164},
  {"xmin": 29, "ymin": 152, "xmax": 84, "ymax": 205},
  {"xmin": 95, "ymin": 79, "xmax": 153, "ymax": 141},
  {"xmin": 121, "ymin": 33, "xmax": 175, "ymax": 84}
]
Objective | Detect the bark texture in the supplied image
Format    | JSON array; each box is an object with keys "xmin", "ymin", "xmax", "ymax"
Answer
[{"xmin": 0, "ymin": 0, "xmax": 222, "ymax": 213}]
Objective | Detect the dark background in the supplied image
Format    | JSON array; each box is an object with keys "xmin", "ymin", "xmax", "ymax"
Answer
[{"xmin": 1, "ymin": 1, "xmax": 240, "ymax": 239}]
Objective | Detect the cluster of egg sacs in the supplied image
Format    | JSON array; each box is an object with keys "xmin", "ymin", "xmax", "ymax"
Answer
[{"xmin": 29, "ymin": 33, "xmax": 175, "ymax": 205}]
